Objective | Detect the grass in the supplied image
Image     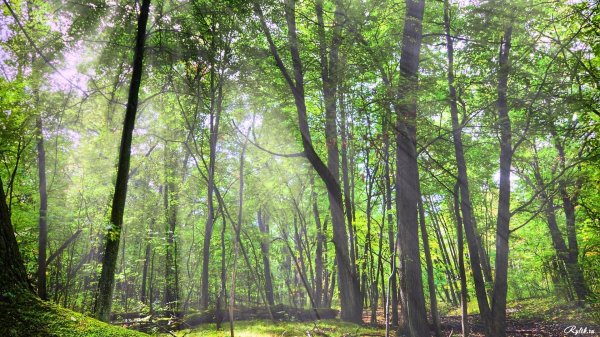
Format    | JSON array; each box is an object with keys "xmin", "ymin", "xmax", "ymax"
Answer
[
  {"xmin": 0, "ymin": 291, "xmax": 147, "ymax": 337},
  {"xmin": 165, "ymin": 319, "xmax": 386, "ymax": 337}
]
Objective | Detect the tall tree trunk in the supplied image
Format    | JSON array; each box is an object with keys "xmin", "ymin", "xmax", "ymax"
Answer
[
  {"xmin": 490, "ymin": 25, "xmax": 514, "ymax": 337},
  {"xmin": 164, "ymin": 179, "xmax": 179, "ymax": 312},
  {"xmin": 94, "ymin": 0, "xmax": 151, "ymax": 322},
  {"xmin": 257, "ymin": 208, "xmax": 275, "ymax": 307},
  {"xmin": 383, "ymin": 126, "xmax": 399, "ymax": 327},
  {"xmin": 36, "ymin": 116, "xmax": 48, "ymax": 300},
  {"xmin": 200, "ymin": 66, "xmax": 223, "ymax": 310},
  {"xmin": 339, "ymin": 88, "xmax": 356, "ymax": 270},
  {"xmin": 393, "ymin": 0, "xmax": 429, "ymax": 335},
  {"xmin": 443, "ymin": 0, "xmax": 493, "ymax": 331}
]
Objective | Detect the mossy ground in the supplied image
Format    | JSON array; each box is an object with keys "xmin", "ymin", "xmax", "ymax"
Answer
[
  {"xmin": 0, "ymin": 292, "xmax": 147, "ymax": 337},
  {"xmin": 166, "ymin": 319, "xmax": 386, "ymax": 337}
]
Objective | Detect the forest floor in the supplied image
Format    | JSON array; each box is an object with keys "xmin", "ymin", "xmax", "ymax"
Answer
[
  {"xmin": 1, "ymin": 294, "xmax": 597, "ymax": 337},
  {"xmin": 164, "ymin": 297, "xmax": 599, "ymax": 337},
  {"xmin": 438, "ymin": 297, "xmax": 600, "ymax": 336}
]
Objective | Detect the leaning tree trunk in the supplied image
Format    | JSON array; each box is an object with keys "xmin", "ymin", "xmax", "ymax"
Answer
[
  {"xmin": 94, "ymin": 0, "xmax": 151, "ymax": 322},
  {"xmin": 443, "ymin": 0, "xmax": 493, "ymax": 329},
  {"xmin": 255, "ymin": 0, "xmax": 362, "ymax": 323},
  {"xmin": 393, "ymin": 0, "xmax": 429, "ymax": 335}
]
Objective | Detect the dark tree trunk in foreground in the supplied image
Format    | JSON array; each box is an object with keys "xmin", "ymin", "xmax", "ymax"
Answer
[
  {"xmin": 0, "ymin": 176, "xmax": 31, "ymax": 294},
  {"xmin": 36, "ymin": 116, "xmax": 48, "ymax": 300},
  {"xmin": 393, "ymin": 0, "xmax": 429, "ymax": 335},
  {"xmin": 94, "ymin": 0, "xmax": 151, "ymax": 322},
  {"xmin": 255, "ymin": 0, "xmax": 362, "ymax": 323}
]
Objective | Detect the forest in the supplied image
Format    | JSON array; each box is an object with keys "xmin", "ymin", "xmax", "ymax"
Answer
[{"xmin": 0, "ymin": 0, "xmax": 599, "ymax": 336}]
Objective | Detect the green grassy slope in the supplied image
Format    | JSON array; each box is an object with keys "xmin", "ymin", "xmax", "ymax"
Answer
[{"xmin": 0, "ymin": 292, "xmax": 147, "ymax": 337}]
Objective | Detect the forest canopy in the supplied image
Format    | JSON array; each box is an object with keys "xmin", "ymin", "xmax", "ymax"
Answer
[{"xmin": 0, "ymin": 0, "xmax": 598, "ymax": 336}]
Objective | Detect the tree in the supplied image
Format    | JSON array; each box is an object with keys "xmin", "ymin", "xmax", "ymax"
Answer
[
  {"xmin": 392, "ymin": 0, "xmax": 429, "ymax": 335},
  {"xmin": 254, "ymin": 0, "xmax": 363, "ymax": 323},
  {"xmin": 94, "ymin": 0, "xmax": 151, "ymax": 322}
]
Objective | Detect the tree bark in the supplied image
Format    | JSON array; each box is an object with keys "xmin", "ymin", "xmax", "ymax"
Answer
[
  {"xmin": 257, "ymin": 209, "xmax": 275, "ymax": 307},
  {"xmin": 383, "ymin": 124, "xmax": 399, "ymax": 327},
  {"xmin": 164, "ymin": 179, "xmax": 179, "ymax": 312},
  {"xmin": 453, "ymin": 184, "xmax": 469, "ymax": 337},
  {"xmin": 94, "ymin": 0, "xmax": 151, "ymax": 322},
  {"xmin": 0, "ymin": 176, "xmax": 31, "ymax": 294},
  {"xmin": 36, "ymin": 116, "xmax": 48, "ymax": 300},
  {"xmin": 200, "ymin": 64, "xmax": 223, "ymax": 310},
  {"xmin": 393, "ymin": 0, "xmax": 429, "ymax": 335},
  {"xmin": 490, "ymin": 25, "xmax": 514, "ymax": 337}
]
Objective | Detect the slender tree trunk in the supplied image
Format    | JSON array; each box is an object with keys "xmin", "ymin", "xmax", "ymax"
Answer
[
  {"xmin": 312, "ymin": 180, "xmax": 324, "ymax": 308},
  {"xmin": 164, "ymin": 179, "xmax": 179, "ymax": 312},
  {"xmin": 453, "ymin": 184, "xmax": 469, "ymax": 337},
  {"xmin": 339, "ymin": 88, "xmax": 356, "ymax": 270},
  {"xmin": 36, "ymin": 116, "xmax": 48, "ymax": 300},
  {"xmin": 418, "ymin": 194, "xmax": 442, "ymax": 337},
  {"xmin": 94, "ymin": 0, "xmax": 150, "ymax": 322},
  {"xmin": 257, "ymin": 209, "xmax": 275, "ymax": 307},
  {"xmin": 229, "ymin": 124, "xmax": 250, "ymax": 337},
  {"xmin": 383, "ymin": 127, "xmax": 399, "ymax": 327},
  {"xmin": 201, "ymin": 67, "xmax": 223, "ymax": 310},
  {"xmin": 140, "ymin": 242, "xmax": 151, "ymax": 304},
  {"xmin": 444, "ymin": 0, "xmax": 493, "ymax": 331}
]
